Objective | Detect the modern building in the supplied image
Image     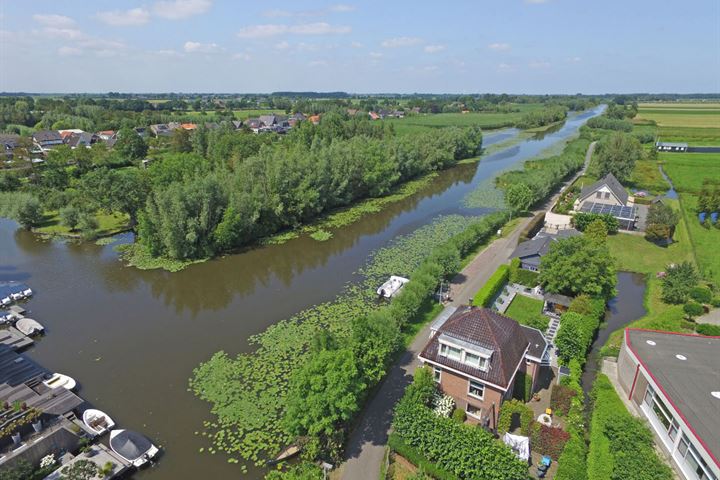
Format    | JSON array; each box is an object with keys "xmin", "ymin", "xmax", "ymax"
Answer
[
  {"xmin": 656, "ymin": 141, "xmax": 688, "ymax": 152},
  {"xmin": 419, "ymin": 306, "xmax": 548, "ymax": 429},
  {"xmin": 617, "ymin": 329, "xmax": 719, "ymax": 480},
  {"xmin": 509, "ymin": 229, "xmax": 580, "ymax": 271},
  {"xmin": 574, "ymin": 173, "xmax": 638, "ymax": 230}
]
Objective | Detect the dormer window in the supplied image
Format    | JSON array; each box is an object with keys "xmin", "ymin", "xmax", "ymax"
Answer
[
  {"xmin": 439, "ymin": 344, "xmax": 462, "ymax": 361},
  {"xmin": 438, "ymin": 336, "xmax": 492, "ymax": 372}
]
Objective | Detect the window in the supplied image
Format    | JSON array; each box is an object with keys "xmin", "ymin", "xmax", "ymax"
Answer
[
  {"xmin": 678, "ymin": 434, "xmax": 717, "ymax": 480},
  {"xmin": 439, "ymin": 343, "xmax": 462, "ymax": 361},
  {"xmin": 433, "ymin": 367, "xmax": 441, "ymax": 383},
  {"xmin": 465, "ymin": 352, "xmax": 480, "ymax": 367},
  {"xmin": 596, "ymin": 191, "xmax": 602, "ymax": 198},
  {"xmin": 466, "ymin": 403, "xmax": 483, "ymax": 419},
  {"xmin": 604, "ymin": 192, "xmax": 611, "ymax": 199},
  {"xmin": 468, "ymin": 380, "xmax": 485, "ymax": 399}
]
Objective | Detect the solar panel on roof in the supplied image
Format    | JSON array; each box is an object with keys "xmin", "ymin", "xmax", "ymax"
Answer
[{"xmin": 578, "ymin": 202, "xmax": 636, "ymax": 220}]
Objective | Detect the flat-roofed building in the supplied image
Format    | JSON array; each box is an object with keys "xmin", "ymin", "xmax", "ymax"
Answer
[{"xmin": 617, "ymin": 329, "xmax": 719, "ymax": 480}]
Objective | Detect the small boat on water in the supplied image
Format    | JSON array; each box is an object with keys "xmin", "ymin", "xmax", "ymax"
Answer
[
  {"xmin": 268, "ymin": 444, "xmax": 301, "ymax": 465},
  {"xmin": 1, "ymin": 297, "xmax": 11, "ymax": 307},
  {"xmin": 110, "ymin": 429, "xmax": 159, "ymax": 468},
  {"xmin": 22, "ymin": 288, "xmax": 33, "ymax": 298},
  {"xmin": 83, "ymin": 409, "xmax": 115, "ymax": 436},
  {"xmin": 377, "ymin": 275, "xmax": 410, "ymax": 298},
  {"xmin": 43, "ymin": 373, "xmax": 77, "ymax": 391},
  {"xmin": 15, "ymin": 317, "xmax": 44, "ymax": 336}
]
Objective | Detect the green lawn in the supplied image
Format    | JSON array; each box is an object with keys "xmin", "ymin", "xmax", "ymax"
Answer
[
  {"xmin": 34, "ymin": 211, "xmax": 130, "ymax": 237},
  {"xmin": 628, "ymin": 158, "xmax": 669, "ymax": 195},
  {"xmin": 661, "ymin": 152, "xmax": 720, "ymax": 193},
  {"xmin": 657, "ymin": 126, "xmax": 720, "ymax": 145},
  {"xmin": 677, "ymin": 193, "xmax": 720, "ymax": 284},
  {"xmin": 385, "ymin": 105, "xmax": 544, "ymax": 135},
  {"xmin": 504, "ymin": 294, "xmax": 545, "ymax": 329}
]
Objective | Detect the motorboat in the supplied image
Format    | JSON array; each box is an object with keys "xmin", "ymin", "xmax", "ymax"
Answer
[
  {"xmin": 83, "ymin": 409, "xmax": 115, "ymax": 435},
  {"xmin": 15, "ymin": 317, "xmax": 44, "ymax": 336},
  {"xmin": 22, "ymin": 289, "xmax": 33, "ymax": 297},
  {"xmin": 377, "ymin": 275, "xmax": 410, "ymax": 298},
  {"xmin": 110, "ymin": 429, "xmax": 159, "ymax": 468},
  {"xmin": 43, "ymin": 373, "xmax": 77, "ymax": 391},
  {"xmin": 10, "ymin": 292, "xmax": 23, "ymax": 301},
  {"xmin": 1, "ymin": 297, "xmax": 10, "ymax": 307}
]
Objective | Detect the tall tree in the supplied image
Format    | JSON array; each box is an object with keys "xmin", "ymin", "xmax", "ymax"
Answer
[
  {"xmin": 505, "ymin": 183, "xmax": 534, "ymax": 213},
  {"xmin": 594, "ymin": 132, "xmax": 642, "ymax": 182},
  {"xmin": 114, "ymin": 127, "xmax": 148, "ymax": 160}
]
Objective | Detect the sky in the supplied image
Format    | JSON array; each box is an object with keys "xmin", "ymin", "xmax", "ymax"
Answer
[{"xmin": 1, "ymin": 0, "xmax": 719, "ymax": 94}]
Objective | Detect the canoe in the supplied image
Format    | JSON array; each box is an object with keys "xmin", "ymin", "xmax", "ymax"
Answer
[
  {"xmin": 43, "ymin": 373, "xmax": 77, "ymax": 391},
  {"xmin": 110, "ymin": 429, "xmax": 159, "ymax": 468},
  {"xmin": 15, "ymin": 318, "xmax": 44, "ymax": 336},
  {"xmin": 83, "ymin": 408, "xmax": 115, "ymax": 435},
  {"xmin": 268, "ymin": 444, "xmax": 301, "ymax": 465}
]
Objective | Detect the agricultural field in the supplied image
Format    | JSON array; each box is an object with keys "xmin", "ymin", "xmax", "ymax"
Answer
[
  {"xmin": 635, "ymin": 102, "xmax": 720, "ymax": 145},
  {"xmin": 385, "ymin": 104, "xmax": 544, "ymax": 135},
  {"xmin": 661, "ymin": 152, "xmax": 720, "ymax": 193}
]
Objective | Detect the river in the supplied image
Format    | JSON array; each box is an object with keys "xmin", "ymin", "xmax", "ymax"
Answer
[{"xmin": 0, "ymin": 106, "xmax": 603, "ymax": 479}]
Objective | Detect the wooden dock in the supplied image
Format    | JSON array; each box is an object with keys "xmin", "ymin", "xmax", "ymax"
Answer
[{"xmin": 0, "ymin": 326, "xmax": 34, "ymax": 350}]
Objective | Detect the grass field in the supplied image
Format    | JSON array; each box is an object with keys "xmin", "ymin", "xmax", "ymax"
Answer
[
  {"xmin": 661, "ymin": 152, "xmax": 720, "ymax": 193},
  {"xmin": 676, "ymin": 193, "xmax": 720, "ymax": 284},
  {"xmin": 385, "ymin": 104, "xmax": 544, "ymax": 135},
  {"xmin": 628, "ymin": 157, "xmax": 669, "ymax": 194},
  {"xmin": 34, "ymin": 211, "xmax": 129, "ymax": 238},
  {"xmin": 504, "ymin": 294, "xmax": 544, "ymax": 326},
  {"xmin": 635, "ymin": 102, "xmax": 720, "ymax": 145}
]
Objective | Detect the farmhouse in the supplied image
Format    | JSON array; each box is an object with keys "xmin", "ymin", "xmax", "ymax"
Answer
[
  {"xmin": 574, "ymin": 173, "xmax": 638, "ymax": 230},
  {"xmin": 509, "ymin": 229, "xmax": 580, "ymax": 271},
  {"xmin": 0, "ymin": 134, "xmax": 19, "ymax": 161},
  {"xmin": 419, "ymin": 306, "xmax": 548, "ymax": 429},
  {"xmin": 656, "ymin": 141, "xmax": 688, "ymax": 152},
  {"xmin": 150, "ymin": 124, "xmax": 173, "ymax": 137},
  {"xmin": 31, "ymin": 130, "xmax": 63, "ymax": 153},
  {"xmin": 617, "ymin": 329, "xmax": 720, "ymax": 480}
]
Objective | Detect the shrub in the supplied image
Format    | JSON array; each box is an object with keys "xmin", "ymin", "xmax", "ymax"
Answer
[
  {"xmin": 388, "ymin": 433, "xmax": 460, "ymax": 480},
  {"xmin": 14, "ymin": 195, "xmax": 43, "ymax": 229},
  {"xmin": 530, "ymin": 422, "xmax": 570, "ymax": 460},
  {"xmin": 59, "ymin": 206, "xmax": 81, "ymax": 231},
  {"xmin": 572, "ymin": 212, "xmax": 619, "ymax": 233},
  {"xmin": 497, "ymin": 399, "xmax": 534, "ymax": 436},
  {"xmin": 696, "ymin": 323, "xmax": 720, "ymax": 336},
  {"xmin": 683, "ymin": 301, "xmax": 704, "ymax": 320},
  {"xmin": 712, "ymin": 297, "xmax": 720, "ymax": 308},
  {"xmin": 661, "ymin": 262, "xmax": 699, "ymax": 304},
  {"xmin": 689, "ymin": 286, "xmax": 712, "ymax": 304},
  {"xmin": 586, "ymin": 117, "xmax": 633, "ymax": 132},
  {"xmin": 555, "ymin": 312, "xmax": 600, "ymax": 366},
  {"xmin": 550, "ymin": 384, "xmax": 577, "ymax": 416},
  {"xmin": 472, "ymin": 264, "xmax": 509, "ymax": 307},
  {"xmin": 511, "ymin": 268, "xmax": 540, "ymax": 287},
  {"xmin": 451, "ymin": 408, "xmax": 466, "ymax": 423}
]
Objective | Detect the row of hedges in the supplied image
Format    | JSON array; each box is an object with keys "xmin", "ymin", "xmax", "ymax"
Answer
[
  {"xmin": 572, "ymin": 212, "xmax": 619, "ymax": 233},
  {"xmin": 472, "ymin": 264, "xmax": 509, "ymax": 306},
  {"xmin": 555, "ymin": 295, "xmax": 607, "ymax": 366},
  {"xmin": 388, "ymin": 433, "xmax": 459, "ymax": 480},
  {"xmin": 392, "ymin": 370, "xmax": 528, "ymax": 480},
  {"xmin": 497, "ymin": 399, "xmax": 534, "ymax": 436},
  {"xmin": 585, "ymin": 117, "xmax": 633, "ymax": 132},
  {"xmin": 519, "ymin": 212, "xmax": 546, "ymax": 241},
  {"xmin": 587, "ymin": 375, "xmax": 673, "ymax": 480},
  {"xmin": 509, "ymin": 257, "xmax": 540, "ymax": 287},
  {"xmin": 555, "ymin": 359, "xmax": 588, "ymax": 480}
]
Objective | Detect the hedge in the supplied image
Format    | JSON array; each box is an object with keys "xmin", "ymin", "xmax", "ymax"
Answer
[
  {"xmin": 392, "ymin": 387, "xmax": 528, "ymax": 480},
  {"xmin": 519, "ymin": 212, "xmax": 546, "ymax": 241},
  {"xmin": 388, "ymin": 433, "xmax": 460, "ymax": 480},
  {"xmin": 497, "ymin": 399, "xmax": 534, "ymax": 436},
  {"xmin": 555, "ymin": 296, "xmax": 606, "ymax": 367},
  {"xmin": 472, "ymin": 264, "xmax": 509, "ymax": 307},
  {"xmin": 587, "ymin": 375, "xmax": 673, "ymax": 480},
  {"xmin": 555, "ymin": 359, "xmax": 588, "ymax": 480},
  {"xmin": 696, "ymin": 323, "xmax": 720, "ymax": 336}
]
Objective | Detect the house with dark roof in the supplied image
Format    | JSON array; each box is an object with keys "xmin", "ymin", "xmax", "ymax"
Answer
[
  {"xmin": 575, "ymin": 173, "xmax": 629, "ymax": 208},
  {"xmin": 150, "ymin": 124, "xmax": 172, "ymax": 137},
  {"xmin": 0, "ymin": 134, "xmax": 19, "ymax": 161},
  {"xmin": 510, "ymin": 229, "xmax": 581, "ymax": 271},
  {"xmin": 32, "ymin": 130, "xmax": 63, "ymax": 153},
  {"xmin": 617, "ymin": 329, "xmax": 720, "ymax": 480},
  {"xmin": 66, "ymin": 132, "xmax": 97, "ymax": 149},
  {"xmin": 419, "ymin": 307, "xmax": 548, "ymax": 429}
]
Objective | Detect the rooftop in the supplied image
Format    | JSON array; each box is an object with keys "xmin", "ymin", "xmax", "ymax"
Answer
[
  {"xmin": 579, "ymin": 172, "xmax": 629, "ymax": 205},
  {"xmin": 626, "ymin": 329, "xmax": 720, "ymax": 465}
]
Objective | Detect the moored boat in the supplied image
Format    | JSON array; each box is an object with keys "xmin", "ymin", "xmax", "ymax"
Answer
[
  {"xmin": 43, "ymin": 373, "xmax": 77, "ymax": 391},
  {"xmin": 83, "ymin": 408, "xmax": 115, "ymax": 435},
  {"xmin": 376, "ymin": 275, "xmax": 410, "ymax": 298},
  {"xmin": 110, "ymin": 429, "xmax": 159, "ymax": 468},
  {"xmin": 15, "ymin": 317, "xmax": 44, "ymax": 336}
]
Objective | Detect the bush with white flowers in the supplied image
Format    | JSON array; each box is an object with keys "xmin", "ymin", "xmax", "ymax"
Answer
[
  {"xmin": 40, "ymin": 453, "xmax": 55, "ymax": 468},
  {"xmin": 432, "ymin": 393, "xmax": 455, "ymax": 417}
]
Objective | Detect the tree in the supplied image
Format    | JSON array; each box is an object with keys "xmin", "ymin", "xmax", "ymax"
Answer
[
  {"xmin": 283, "ymin": 348, "xmax": 365, "ymax": 440},
  {"xmin": 683, "ymin": 302, "xmax": 703, "ymax": 320},
  {"xmin": 351, "ymin": 311, "xmax": 400, "ymax": 385},
  {"xmin": 59, "ymin": 206, "xmax": 81, "ymax": 230},
  {"xmin": 15, "ymin": 195, "xmax": 43, "ymax": 229},
  {"xmin": 645, "ymin": 202, "xmax": 679, "ymax": 242},
  {"xmin": 170, "ymin": 128, "xmax": 192, "ymax": 153},
  {"xmin": 81, "ymin": 168, "xmax": 150, "ymax": 226},
  {"xmin": 572, "ymin": 212, "xmax": 619, "ymax": 233},
  {"xmin": 584, "ymin": 219, "xmax": 608, "ymax": 242},
  {"xmin": 594, "ymin": 132, "xmax": 642, "ymax": 182},
  {"xmin": 77, "ymin": 212, "xmax": 99, "ymax": 239},
  {"xmin": 114, "ymin": 127, "xmax": 148, "ymax": 160},
  {"xmin": 539, "ymin": 236, "xmax": 616, "ymax": 298},
  {"xmin": 661, "ymin": 262, "xmax": 699, "ymax": 304},
  {"xmin": 555, "ymin": 314, "xmax": 592, "ymax": 364},
  {"xmin": 505, "ymin": 183, "xmax": 534, "ymax": 214}
]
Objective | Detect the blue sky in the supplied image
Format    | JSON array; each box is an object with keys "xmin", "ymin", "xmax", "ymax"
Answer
[{"xmin": 1, "ymin": 0, "xmax": 718, "ymax": 94}]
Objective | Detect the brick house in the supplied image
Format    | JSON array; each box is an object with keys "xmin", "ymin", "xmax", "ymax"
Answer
[{"xmin": 419, "ymin": 306, "xmax": 548, "ymax": 429}]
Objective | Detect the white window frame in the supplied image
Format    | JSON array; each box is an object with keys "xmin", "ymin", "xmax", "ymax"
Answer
[
  {"xmin": 465, "ymin": 403, "xmax": 483, "ymax": 420},
  {"xmin": 438, "ymin": 340, "xmax": 491, "ymax": 372},
  {"xmin": 433, "ymin": 367, "xmax": 442, "ymax": 384},
  {"xmin": 468, "ymin": 380, "xmax": 485, "ymax": 400}
]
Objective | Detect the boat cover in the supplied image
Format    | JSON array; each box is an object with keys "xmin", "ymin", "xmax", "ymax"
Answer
[{"xmin": 111, "ymin": 430, "xmax": 153, "ymax": 461}]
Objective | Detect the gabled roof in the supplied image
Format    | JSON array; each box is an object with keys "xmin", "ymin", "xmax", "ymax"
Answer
[
  {"xmin": 258, "ymin": 115, "xmax": 277, "ymax": 126},
  {"xmin": 32, "ymin": 130, "xmax": 62, "ymax": 143},
  {"xmin": 579, "ymin": 173, "xmax": 629, "ymax": 205},
  {"xmin": 521, "ymin": 325, "xmax": 548, "ymax": 361},
  {"xmin": 509, "ymin": 229, "xmax": 580, "ymax": 264},
  {"xmin": 420, "ymin": 307, "xmax": 530, "ymax": 390},
  {"xmin": 0, "ymin": 134, "xmax": 19, "ymax": 148}
]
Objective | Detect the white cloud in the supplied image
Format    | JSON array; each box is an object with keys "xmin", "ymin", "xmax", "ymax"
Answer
[
  {"xmin": 308, "ymin": 60, "xmax": 328, "ymax": 67},
  {"xmin": 351, "ymin": 41, "xmax": 364, "ymax": 48},
  {"xmin": 497, "ymin": 62, "xmax": 515, "ymax": 72},
  {"xmin": 568, "ymin": 56, "xmax": 582, "ymax": 63},
  {"xmin": 233, "ymin": 52, "xmax": 252, "ymax": 61},
  {"xmin": 154, "ymin": 49, "xmax": 183, "ymax": 57},
  {"xmin": 184, "ymin": 41, "xmax": 219, "ymax": 53},
  {"xmin": 33, "ymin": 14, "xmax": 75, "ymax": 28},
  {"xmin": 369, "ymin": 51, "xmax": 383, "ymax": 58},
  {"xmin": 423, "ymin": 65, "xmax": 439, "ymax": 72},
  {"xmin": 41, "ymin": 27, "xmax": 84, "ymax": 40},
  {"xmin": 58, "ymin": 46, "xmax": 82, "ymax": 56},
  {"xmin": 97, "ymin": 8, "xmax": 151, "ymax": 26},
  {"xmin": 529, "ymin": 60, "xmax": 551, "ymax": 69},
  {"xmin": 381, "ymin": 36, "xmax": 422, "ymax": 48},
  {"xmin": 236, "ymin": 22, "xmax": 350, "ymax": 38},
  {"xmin": 424, "ymin": 44, "xmax": 445, "ymax": 53},
  {"xmin": 329, "ymin": 4, "xmax": 356, "ymax": 12},
  {"xmin": 153, "ymin": 0, "xmax": 212, "ymax": 20},
  {"xmin": 274, "ymin": 41, "xmax": 290, "ymax": 50},
  {"xmin": 488, "ymin": 42, "xmax": 511, "ymax": 51}
]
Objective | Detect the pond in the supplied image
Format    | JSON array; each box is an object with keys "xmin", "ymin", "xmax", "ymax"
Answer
[
  {"xmin": 0, "ymin": 106, "xmax": 604, "ymax": 479},
  {"xmin": 581, "ymin": 271, "xmax": 647, "ymax": 396}
]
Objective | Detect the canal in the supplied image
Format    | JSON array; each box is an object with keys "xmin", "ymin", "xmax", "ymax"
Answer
[{"xmin": 0, "ymin": 106, "xmax": 603, "ymax": 479}]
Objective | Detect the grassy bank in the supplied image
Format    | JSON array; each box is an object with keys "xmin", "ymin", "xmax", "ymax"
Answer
[{"xmin": 33, "ymin": 211, "xmax": 130, "ymax": 239}]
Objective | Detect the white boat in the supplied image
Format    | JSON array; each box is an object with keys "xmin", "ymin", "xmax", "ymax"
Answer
[
  {"xmin": 1, "ymin": 297, "xmax": 10, "ymax": 306},
  {"xmin": 110, "ymin": 429, "xmax": 159, "ymax": 468},
  {"xmin": 43, "ymin": 373, "xmax": 77, "ymax": 391},
  {"xmin": 377, "ymin": 275, "xmax": 410, "ymax": 298},
  {"xmin": 22, "ymin": 289, "xmax": 32, "ymax": 297},
  {"xmin": 83, "ymin": 409, "xmax": 115, "ymax": 435},
  {"xmin": 10, "ymin": 292, "xmax": 23, "ymax": 301},
  {"xmin": 15, "ymin": 317, "xmax": 44, "ymax": 336}
]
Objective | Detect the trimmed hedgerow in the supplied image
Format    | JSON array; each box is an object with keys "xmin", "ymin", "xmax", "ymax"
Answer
[
  {"xmin": 472, "ymin": 264, "xmax": 509, "ymax": 307},
  {"xmin": 587, "ymin": 375, "xmax": 673, "ymax": 480},
  {"xmin": 497, "ymin": 399, "xmax": 534, "ymax": 436},
  {"xmin": 388, "ymin": 433, "xmax": 460, "ymax": 480},
  {"xmin": 696, "ymin": 323, "xmax": 720, "ymax": 336},
  {"xmin": 392, "ymin": 378, "xmax": 528, "ymax": 480}
]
